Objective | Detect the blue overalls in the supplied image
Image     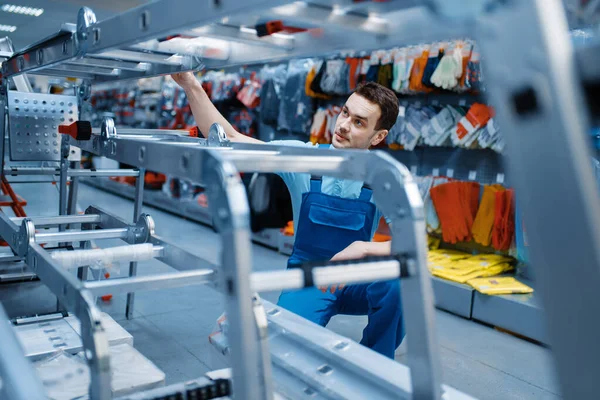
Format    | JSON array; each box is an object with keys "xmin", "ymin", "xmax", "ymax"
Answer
[{"xmin": 277, "ymin": 174, "xmax": 405, "ymax": 359}]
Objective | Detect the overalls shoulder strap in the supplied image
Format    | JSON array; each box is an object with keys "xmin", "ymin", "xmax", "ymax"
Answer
[{"xmin": 358, "ymin": 183, "xmax": 373, "ymax": 201}]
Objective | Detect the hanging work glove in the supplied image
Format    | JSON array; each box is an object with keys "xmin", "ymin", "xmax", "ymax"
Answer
[
  {"xmin": 409, "ymin": 46, "xmax": 431, "ymax": 92},
  {"xmin": 422, "ymin": 45, "xmax": 445, "ymax": 89},
  {"xmin": 402, "ymin": 106, "xmax": 436, "ymax": 150},
  {"xmin": 377, "ymin": 52, "xmax": 394, "ymax": 89},
  {"xmin": 430, "ymin": 42, "xmax": 464, "ymax": 90},
  {"xmin": 454, "ymin": 103, "xmax": 494, "ymax": 145},
  {"xmin": 387, "ymin": 105, "xmax": 407, "ymax": 145},
  {"xmin": 392, "ymin": 48, "xmax": 407, "ymax": 93},
  {"xmin": 465, "ymin": 43, "xmax": 483, "ymax": 91},
  {"xmin": 320, "ymin": 59, "xmax": 345, "ymax": 94},
  {"xmin": 423, "ymin": 106, "xmax": 455, "ymax": 146},
  {"xmin": 310, "ymin": 108, "xmax": 328, "ymax": 144}
]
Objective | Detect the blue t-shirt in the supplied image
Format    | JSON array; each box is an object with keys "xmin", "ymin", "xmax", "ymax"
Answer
[{"xmin": 271, "ymin": 140, "xmax": 390, "ymax": 238}]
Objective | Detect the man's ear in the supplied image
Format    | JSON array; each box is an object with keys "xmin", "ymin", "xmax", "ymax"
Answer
[{"xmin": 371, "ymin": 129, "xmax": 388, "ymax": 147}]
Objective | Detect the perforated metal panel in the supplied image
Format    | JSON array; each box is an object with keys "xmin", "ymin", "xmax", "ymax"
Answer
[{"xmin": 7, "ymin": 91, "xmax": 78, "ymax": 161}]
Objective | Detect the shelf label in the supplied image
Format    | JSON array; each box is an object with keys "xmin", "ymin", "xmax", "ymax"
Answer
[
  {"xmin": 410, "ymin": 165, "xmax": 418, "ymax": 175},
  {"xmin": 468, "ymin": 170, "xmax": 477, "ymax": 180},
  {"xmin": 446, "ymin": 168, "xmax": 454, "ymax": 178},
  {"xmin": 432, "ymin": 168, "xmax": 439, "ymax": 176},
  {"xmin": 496, "ymin": 173, "xmax": 505, "ymax": 184}
]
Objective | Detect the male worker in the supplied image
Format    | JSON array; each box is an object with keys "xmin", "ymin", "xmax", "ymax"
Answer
[{"xmin": 172, "ymin": 72, "xmax": 404, "ymax": 359}]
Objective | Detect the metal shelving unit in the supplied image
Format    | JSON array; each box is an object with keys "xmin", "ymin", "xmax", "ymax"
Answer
[{"xmin": 0, "ymin": 1, "xmax": 598, "ymax": 399}]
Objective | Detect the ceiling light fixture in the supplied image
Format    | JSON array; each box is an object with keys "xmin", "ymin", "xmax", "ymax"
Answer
[
  {"xmin": 0, "ymin": 24, "xmax": 16, "ymax": 32},
  {"xmin": 1, "ymin": 4, "xmax": 43, "ymax": 17}
]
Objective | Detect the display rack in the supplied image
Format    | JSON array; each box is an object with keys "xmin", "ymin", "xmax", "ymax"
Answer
[{"xmin": 0, "ymin": 1, "xmax": 599, "ymax": 399}]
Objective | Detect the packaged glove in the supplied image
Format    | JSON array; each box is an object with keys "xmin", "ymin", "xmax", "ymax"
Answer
[
  {"xmin": 422, "ymin": 44, "xmax": 445, "ymax": 89},
  {"xmin": 310, "ymin": 108, "xmax": 328, "ymax": 144},
  {"xmin": 377, "ymin": 62, "xmax": 394, "ymax": 89},
  {"xmin": 402, "ymin": 106, "xmax": 436, "ymax": 150},
  {"xmin": 455, "ymin": 103, "xmax": 494, "ymax": 144},
  {"xmin": 387, "ymin": 105, "xmax": 407, "ymax": 145},
  {"xmin": 392, "ymin": 48, "xmax": 408, "ymax": 92},
  {"xmin": 477, "ymin": 118, "xmax": 499, "ymax": 148},
  {"xmin": 346, "ymin": 57, "xmax": 361, "ymax": 91},
  {"xmin": 466, "ymin": 43, "xmax": 483, "ymax": 91},
  {"xmin": 430, "ymin": 41, "xmax": 464, "ymax": 90},
  {"xmin": 320, "ymin": 59, "xmax": 345, "ymax": 94},
  {"xmin": 423, "ymin": 106, "xmax": 455, "ymax": 146},
  {"xmin": 458, "ymin": 41, "xmax": 474, "ymax": 91},
  {"xmin": 409, "ymin": 46, "xmax": 430, "ymax": 92}
]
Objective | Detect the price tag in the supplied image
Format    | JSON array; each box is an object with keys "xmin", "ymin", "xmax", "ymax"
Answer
[
  {"xmin": 432, "ymin": 168, "xmax": 439, "ymax": 176},
  {"xmin": 459, "ymin": 99, "xmax": 467, "ymax": 107},
  {"xmin": 398, "ymin": 105, "xmax": 406, "ymax": 118},
  {"xmin": 468, "ymin": 170, "xmax": 477, "ymax": 180},
  {"xmin": 447, "ymin": 168, "xmax": 454, "ymax": 178},
  {"xmin": 410, "ymin": 165, "xmax": 418, "ymax": 175},
  {"xmin": 496, "ymin": 173, "xmax": 505, "ymax": 184}
]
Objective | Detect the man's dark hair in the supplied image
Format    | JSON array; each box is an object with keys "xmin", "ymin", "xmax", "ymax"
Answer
[{"xmin": 353, "ymin": 82, "xmax": 399, "ymax": 131}]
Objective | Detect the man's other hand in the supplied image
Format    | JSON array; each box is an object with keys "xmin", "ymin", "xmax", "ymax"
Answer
[{"xmin": 319, "ymin": 241, "xmax": 368, "ymax": 294}]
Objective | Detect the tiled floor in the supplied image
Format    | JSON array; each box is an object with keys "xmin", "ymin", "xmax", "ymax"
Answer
[{"xmin": 12, "ymin": 182, "xmax": 561, "ymax": 398}]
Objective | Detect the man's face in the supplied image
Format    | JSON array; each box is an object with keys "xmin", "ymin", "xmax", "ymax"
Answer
[{"xmin": 332, "ymin": 93, "xmax": 388, "ymax": 149}]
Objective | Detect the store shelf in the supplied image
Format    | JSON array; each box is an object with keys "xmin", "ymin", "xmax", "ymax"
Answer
[
  {"xmin": 81, "ymin": 177, "xmax": 282, "ymax": 248},
  {"xmin": 431, "ymin": 277, "xmax": 474, "ymax": 319},
  {"xmin": 471, "ymin": 278, "xmax": 547, "ymax": 344}
]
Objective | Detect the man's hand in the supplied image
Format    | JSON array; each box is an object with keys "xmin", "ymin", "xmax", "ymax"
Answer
[
  {"xmin": 319, "ymin": 241, "xmax": 368, "ymax": 294},
  {"xmin": 171, "ymin": 72, "xmax": 199, "ymax": 90}
]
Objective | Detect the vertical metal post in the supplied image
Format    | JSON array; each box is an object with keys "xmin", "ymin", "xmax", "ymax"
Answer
[
  {"xmin": 0, "ymin": 83, "xmax": 7, "ymax": 183},
  {"xmin": 206, "ymin": 156, "xmax": 271, "ymax": 400},
  {"xmin": 126, "ymin": 168, "xmax": 145, "ymax": 320},
  {"xmin": 477, "ymin": 1, "xmax": 600, "ymax": 398},
  {"xmin": 67, "ymin": 161, "xmax": 80, "ymax": 217},
  {"xmin": 58, "ymin": 136, "xmax": 70, "ymax": 229}
]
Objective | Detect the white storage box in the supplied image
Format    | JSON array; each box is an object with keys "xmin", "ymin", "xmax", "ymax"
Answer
[
  {"xmin": 14, "ymin": 313, "xmax": 133, "ymax": 360},
  {"xmin": 34, "ymin": 343, "xmax": 165, "ymax": 400}
]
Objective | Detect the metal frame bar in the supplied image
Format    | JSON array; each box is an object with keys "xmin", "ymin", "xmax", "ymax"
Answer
[
  {"xmin": 69, "ymin": 126, "xmax": 439, "ymax": 399},
  {"xmin": 5, "ymin": 1, "xmax": 598, "ymax": 399},
  {"xmin": 475, "ymin": 0, "xmax": 600, "ymax": 398},
  {"xmin": 0, "ymin": 304, "xmax": 47, "ymax": 400},
  {"xmin": 126, "ymin": 166, "xmax": 145, "ymax": 319},
  {"xmin": 4, "ymin": 167, "xmax": 140, "ymax": 177}
]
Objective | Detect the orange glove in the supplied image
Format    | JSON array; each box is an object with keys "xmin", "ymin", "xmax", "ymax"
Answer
[
  {"xmin": 492, "ymin": 189, "xmax": 515, "ymax": 251},
  {"xmin": 409, "ymin": 49, "xmax": 432, "ymax": 92},
  {"xmin": 472, "ymin": 184, "xmax": 505, "ymax": 246},
  {"xmin": 456, "ymin": 103, "xmax": 494, "ymax": 141}
]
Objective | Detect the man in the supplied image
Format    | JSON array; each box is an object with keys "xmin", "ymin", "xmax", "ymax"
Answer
[{"xmin": 172, "ymin": 72, "xmax": 404, "ymax": 359}]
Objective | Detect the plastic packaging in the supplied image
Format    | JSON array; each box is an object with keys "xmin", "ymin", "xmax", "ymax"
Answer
[
  {"xmin": 50, "ymin": 244, "xmax": 155, "ymax": 270},
  {"xmin": 34, "ymin": 344, "xmax": 165, "ymax": 400},
  {"xmin": 467, "ymin": 277, "xmax": 534, "ymax": 295}
]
